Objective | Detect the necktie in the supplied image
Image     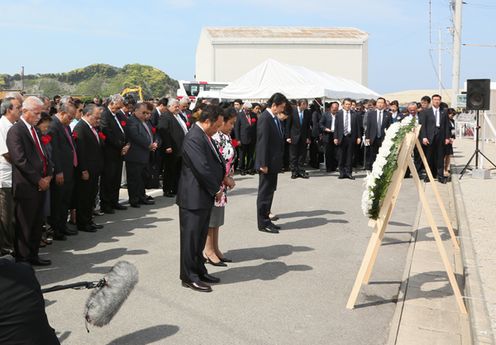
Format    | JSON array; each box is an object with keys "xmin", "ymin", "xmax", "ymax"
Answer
[
  {"xmin": 64, "ymin": 127, "xmax": 78, "ymax": 167},
  {"xmin": 344, "ymin": 112, "xmax": 349, "ymax": 136},
  {"xmin": 274, "ymin": 117, "xmax": 282, "ymax": 136},
  {"xmin": 142, "ymin": 122, "xmax": 153, "ymax": 143},
  {"xmin": 91, "ymin": 126, "xmax": 100, "ymax": 143},
  {"xmin": 246, "ymin": 114, "xmax": 251, "ymax": 126},
  {"xmin": 31, "ymin": 127, "xmax": 47, "ymax": 177}
]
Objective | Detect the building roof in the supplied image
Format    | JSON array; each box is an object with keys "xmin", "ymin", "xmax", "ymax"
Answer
[{"xmin": 203, "ymin": 27, "xmax": 368, "ymax": 44}]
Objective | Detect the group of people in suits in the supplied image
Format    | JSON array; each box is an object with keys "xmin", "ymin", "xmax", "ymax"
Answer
[{"xmin": 0, "ymin": 92, "xmax": 196, "ymax": 266}]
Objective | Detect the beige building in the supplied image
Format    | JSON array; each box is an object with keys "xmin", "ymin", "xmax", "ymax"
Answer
[{"xmin": 195, "ymin": 27, "xmax": 369, "ymax": 86}]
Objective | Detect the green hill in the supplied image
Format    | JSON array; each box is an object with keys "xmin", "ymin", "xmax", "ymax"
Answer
[{"xmin": 0, "ymin": 63, "xmax": 179, "ymax": 100}]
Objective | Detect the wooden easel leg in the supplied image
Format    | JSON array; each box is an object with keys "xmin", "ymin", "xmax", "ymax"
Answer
[
  {"xmin": 346, "ymin": 225, "xmax": 383, "ymax": 309},
  {"xmin": 415, "ymin": 139, "xmax": 460, "ymax": 249},
  {"xmin": 408, "ymin": 159, "xmax": 467, "ymax": 314}
]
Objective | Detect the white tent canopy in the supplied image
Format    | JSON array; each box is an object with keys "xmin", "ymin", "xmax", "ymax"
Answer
[{"xmin": 211, "ymin": 59, "xmax": 379, "ymax": 100}]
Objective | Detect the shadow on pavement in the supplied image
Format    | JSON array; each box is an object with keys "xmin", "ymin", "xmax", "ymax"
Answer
[
  {"xmin": 278, "ymin": 209, "xmax": 345, "ymax": 218},
  {"xmin": 228, "ymin": 187, "xmax": 258, "ymax": 196},
  {"xmin": 106, "ymin": 324, "xmax": 180, "ymax": 345},
  {"xmin": 214, "ymin": 261, "xmax": 312, "ymax": 285},
  {"xmin": 37, "ymin": 196, "xmax": 174, "ymax": 287},
  {"xmin": 223, "ymin": 244, "xmax": 313, "ymax": 262},
  {"xmin": 280, "ymin": 217, "xmax": 348, "ymax": 230}
]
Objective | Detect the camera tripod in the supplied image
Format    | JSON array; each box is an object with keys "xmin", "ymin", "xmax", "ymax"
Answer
[{"xmin": 459, "ymin": 110, "xmax": 496, "ymax": 179}]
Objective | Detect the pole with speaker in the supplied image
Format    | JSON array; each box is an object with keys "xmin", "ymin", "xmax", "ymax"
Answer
[{"xmin": 459, "ymin": 78, "xmax": 496, "ymax": 179}]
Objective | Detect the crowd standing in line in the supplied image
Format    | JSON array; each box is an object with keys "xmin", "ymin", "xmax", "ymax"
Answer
[{"xmin": 0, "ymin": 92, "xmax": 456, "ymax": 292}]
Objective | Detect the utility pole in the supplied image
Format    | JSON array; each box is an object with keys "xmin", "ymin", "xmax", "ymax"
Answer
[
  {"xmin": 438, "ymin": 28, "xmax": 443, "ymax": 94},
  {"xmin": 451, "ymin": 0, "xmax": 462, "ymax": 105}
]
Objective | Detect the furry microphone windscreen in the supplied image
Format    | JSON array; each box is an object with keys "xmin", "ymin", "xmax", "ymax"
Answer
[{"xmin": 84, "ymin": 261, "xmax": 139, "ymax": 327}]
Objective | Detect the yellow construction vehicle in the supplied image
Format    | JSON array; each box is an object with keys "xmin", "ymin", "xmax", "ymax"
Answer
[{"xmin": 120, "ymin": 86, "xmax": 144, "ymax": 102}]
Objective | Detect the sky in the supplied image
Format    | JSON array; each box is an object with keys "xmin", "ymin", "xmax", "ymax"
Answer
[{"xmin": 1, "ymin": 0, "xmax": 495, "ymax": 94}]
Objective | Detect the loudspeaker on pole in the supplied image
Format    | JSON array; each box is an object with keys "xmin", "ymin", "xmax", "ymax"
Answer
[{"xmin": 466, "ymin": 79, "xmax": 490, "ymax": 111}]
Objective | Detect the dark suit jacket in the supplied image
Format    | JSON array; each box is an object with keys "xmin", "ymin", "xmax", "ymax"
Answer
[
  {"xmin": 150, "ymin": 108, "xmax": 161, "ymax": 128},
  {"xmin": 234, "ymin": 110, "xmax": 256, "ymax": 145},
  {"xmin": 419, "ymin": 108, "xmax": 450, "ymax": 143},
  {"xmin": 100, "ymin": 107, "xmax": 126, "ymax": 160},
  {"xmin": 255, "ymin": 110, "xmax": 284, "ymax": 173},
  {"xmin": 0, "ymin": 259, "xmax": 60, "ymax": 344},
  {"xmin": 124, "ymin": 116, "xmax": 153, "ymax": 164},
  {"xmin": 6, "ymin": 120, "xmax": 53, "ymax": 199},
  {"xmin": 176, "ymin": 124, "xmax": 225, "ymax": 210},
  {"xmin": 73, "ymin": 120, "xmax": 104, "ymax": 176},
  {"xmin": 334, "ymin": 110, "xmax": 361, "ymax": 143},
  {"xmin": 48, "ymin": 116, "xmax": 76, "ymax": 182},
  {"xmin": 319, "ymin": 112, "xmax": 336, "ymax": 144},
  {"xmin": 365, "ymin": 109, "xmax": 392, "ymax": 144},
  {"xmin": 311, "ymin": 110, "xmax": 322, "ymax": 138},
  {"xmin": 285, "ymin": 107, "xmax": 311, "ymax": 144},
  {"xmin": 157, "ymin": 111, "xmax": 186, "ymax": 157}
]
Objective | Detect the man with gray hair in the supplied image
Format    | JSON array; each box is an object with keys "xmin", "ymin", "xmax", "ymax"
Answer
[
  {"xmin": 47, "ymin": 97, "xmax": 80, "ymax": 240},
  {"xmin": 99, "ymin": 94, "xmax": 128, "ymax": 214},
  {"xmin": 157, "ymin": 98, "xmax": 188, "ymax": 197},
  {"xmin": 0, "ymin": 97, "xmax": 22, "ymax": 255},
  {"xmin": 6, "ymin": 96, "xmax": 53, "ymax": 265}
]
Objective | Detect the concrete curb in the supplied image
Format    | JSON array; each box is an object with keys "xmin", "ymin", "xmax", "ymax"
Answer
[
  {"xmin": 386, "ymin": 195, "xmax": 423, "ymax": 345},
  {"xmin": 452, "ymin": 174, "xmax": 495, "ymax": 344}
]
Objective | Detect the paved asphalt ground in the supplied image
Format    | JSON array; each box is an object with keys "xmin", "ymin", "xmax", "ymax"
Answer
[{"xmin": 38, "ymin": 168, "xmax": 419, "ymax": 345}]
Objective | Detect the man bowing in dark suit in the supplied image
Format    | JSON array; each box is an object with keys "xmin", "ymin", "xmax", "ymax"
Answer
[
  {"xmin": 99, "ymin": 94, "xmax": 128, "ymax": 214},
  {"xmin": 365, "ymin": 97, "xmax": 391, "ymax": 170},
  {"xmin": 158, "ymin": 99, "xmax": 188, "ymax": 197},
  {"xmin": 177, "ymin": 105, "xmax": 227, "ymax": 293},
  {"xmin": 286, "ymin": 99, "xmax": 311, "ymax": 179},
  {"xmin": 418, "ymin": 94, "xmax": 451, "ymax": 183},
  {"xmin": 124, "ymin": 102, "xmax": 158, "ymax": 207},
  {"xmin": 334, "ymin": 98, "xmax": 361, "ymax": 180},
  {"xmin": 256, "ymin": 93, "xmax": 289, "ymax": 233},
  {"xmin": 48, "ymin": 97, "xmax": 79, "ymax": 240},
  {"xmin": 73, "ymin": 104, "xmax": 105, "ymax": 233},
  {"xmin": 6, "ymin": 96, "xmax": 53, "ymax": 265}
]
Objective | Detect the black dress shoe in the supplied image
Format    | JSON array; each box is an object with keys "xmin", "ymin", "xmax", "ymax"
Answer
[
  {"xmin": 291, "ymin": 173, "xmax": 298, "ymax": 179},
  {"xmin": 53, "ymin": 233, "xmax": 67, "ymax": 241},
  {"xmin": 140, "ymin": 199, "xmax": 155, "ymax": 205},
  {"xmin": 78, "ymin": 225, "xmax": 97, "ymax": 233},
  {"xmin": 101, "ymin": 207, "xmax": 115, "ymax": 214},
  {"xmin": 438, "ymin": 177, "xmax": 447, "ymax": 184},
  {"xmin": 424, "ymin": 177, "xmax": 430, "ymax": 183},
  {"xmin": 347, "ymin": 175, "xmax": 355, "ymax": 180},
  {"xmin": 113, "ymin": 204, "xmax": 127, "ymax": 210},
  {"xmin": 29, "ymin": 257, "xmax": 51, "ymax": 266},
  {"xmin": 240, "ymin": 170, "xmax": 246, "ymax": 176},
  {"xmin": 205, "ymin": 256, "xmax": 227, "ymax": 267},
  {"xmin": 248, "ymin": 170, "xmax": 256, "ymax": 175},
  {"xmin": 200, "ymin": 273, "xmax": 221, "ymax": 284},
  {"xmin": 90, "ymin": 222, "xmax": 104, "ymax": 229},
  {"xmin": 258, "ymin": 225, "xmax": 279, "ymax": 234},
  {"xmin": 62, "ymin": 227, "xmax": 78, "ymax": 236},
  {"xmin": 269, "ymin": 222, "xmax": 281, "ymax": 230},
  {"xmin": 338, "ymin": 175, "xmax": 345, "ymax": 179},
  {"xmin": 130, "ymin": 203, "xmax": 141, "ymax": 208},
  {"xmin": 146, "ymin": 195, "xmax": 154, "ymax": 201},
  {"xmin": 163, "ymin": 192, "xmax": 175, "ymax": 198},
  {"xmin": 181, "ymin": 280, "xmax": 212, "ymax": 292},
  {"xmin": 219, "ymin": 257, "xmax": 232, "ymax": 263}
]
